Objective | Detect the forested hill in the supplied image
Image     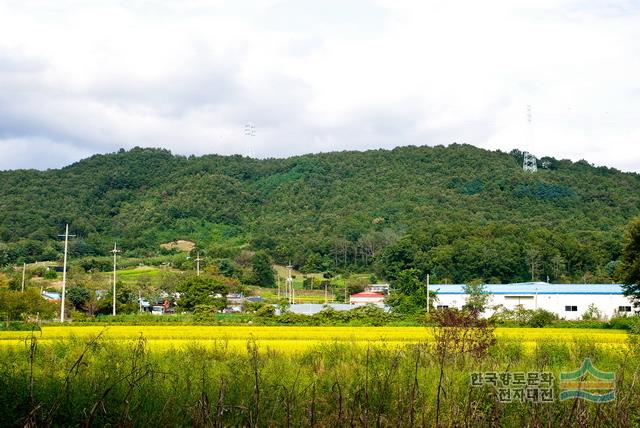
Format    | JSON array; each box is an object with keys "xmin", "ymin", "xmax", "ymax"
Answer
[{"xmin": 1, "ymin": 144, "xmax": 639, "ymax": 284}]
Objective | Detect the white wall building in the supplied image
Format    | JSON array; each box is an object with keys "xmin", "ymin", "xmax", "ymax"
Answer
[{"xmin": 433, "ymin": 282, "xmax": 635, "ymax": 320}]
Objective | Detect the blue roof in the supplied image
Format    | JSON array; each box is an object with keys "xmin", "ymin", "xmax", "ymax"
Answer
[
  {"xmin": 432, "ymin": 282, "xmax": 624, "ymax": 295},
  {"xmin": 42, "ymin": 291, "xmax": 61, "ymax": 299}
]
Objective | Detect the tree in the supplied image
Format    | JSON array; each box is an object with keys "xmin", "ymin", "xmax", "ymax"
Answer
[
  {"xmin": 462, "ymin": 282, "xmax": 490, "ymax": 314},
  {"xmin": 0, "ymin": 288, "xmax": 58, "ymax": 320},
  {"xmin": 386, "ymin": 269, "xmax": 433, "ymax": 315},
  {"xmin": 97, "ymin": 282, "xmax": 139, "ymax": 315},
  {"xmin": 67, "ymin": 285, "xmax": 91, "ymax": 310},
  {"xmin": 620, "ymin": 218, "xmax": 640, "ymax": 306},
  {"xmin": 177, "ymin": 275, "xmax": 228, "ymax": 311},
  {"xmin": 250, "ymin": 251, "xmax": 275, "ymax": 287}
]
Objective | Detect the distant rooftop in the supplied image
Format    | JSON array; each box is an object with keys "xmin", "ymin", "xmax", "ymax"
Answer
[
  {"xmin": 352, "ymin": 292, "xmax": 386, "ymax": 297},
  {"xmin": 280, "ymin": 303, "xmax": 389, "ymax": 315},
  {"xmin": 433, "ymin": 282, "xmax": 624, "ymax": 295},
  {"xmin": 42, "ymin": 291, "xmax": 61, "ymax": 300}
]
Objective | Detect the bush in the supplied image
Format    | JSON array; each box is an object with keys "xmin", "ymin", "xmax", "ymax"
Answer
[
  {"xmin": 608, "ymin": 315, "xmax": 640, "ymax": 330},
  {"xmin": 528, "ymin": 309, "xmax": 557, "ymax": 327},
  {"xmin": 490, "ymin": 306, "xmax": 557, "ymax": 327},
  {"xmin": 255, "ymin": 305, "xmax": 276, "ymax": 317},
  {"xmin": 0, "ymin": 288, "xmax": 58, "ymax": 320},
  {"xmin": 43, "ymin": 269, "xmax": 57, "ymax": 280}
]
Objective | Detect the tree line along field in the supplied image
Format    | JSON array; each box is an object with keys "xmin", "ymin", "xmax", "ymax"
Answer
[{"xmin": 0, "ymin": 325, "xmax": 638, "ymax": 427}]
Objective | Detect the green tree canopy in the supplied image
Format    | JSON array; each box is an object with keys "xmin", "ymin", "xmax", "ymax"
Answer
[
  {"xmin": 250, "ymin": 251, "xmax": 276, "ymax": 287},
  {"xmin": 386, "ymin": 269, "xmax": 433, "ymax": 315},
  {"xmin": 177, "ymin": 275, "xmax": 228, "ymax": 311},
  {"xmin": 620, "ymin": 218, "xmax": 640, "ymax": 305}
]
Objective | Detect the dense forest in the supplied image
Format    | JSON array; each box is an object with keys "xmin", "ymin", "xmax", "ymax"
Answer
[{"xmin": 1, "ymin": 144, "xmax": 639, "ymax": 284}]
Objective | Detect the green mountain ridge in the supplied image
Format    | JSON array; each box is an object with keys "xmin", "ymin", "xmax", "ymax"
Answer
[{"xmin": 1, "ymin": 144, "xmax": 639, "ymax": 283}]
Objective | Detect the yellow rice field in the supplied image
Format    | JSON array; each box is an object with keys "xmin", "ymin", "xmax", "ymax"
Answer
[{"xmin": 0, "ymin": 326, "xmax": 628, "ymax": 353}]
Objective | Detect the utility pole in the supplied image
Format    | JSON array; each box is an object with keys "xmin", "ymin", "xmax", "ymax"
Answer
[
  {"xmin": 277, "ymin": 276, "xmax": 281, "ymax": 299},
  {"xmin": 111, "ymin": 243, "xmax": 121, "ymax": 316},
  {"xmin": 426, "ymin": 274, "xmax": 430, "ymax": 313},
  {"xmin": 21, "ymin": 262, "xmax": 26, "ymax": 292},
  {"xmin": 58, "ymin": 224, "xmax": 75, "ymax": 322},
  {"xmin": 324, "ymin": 282, "xmax": 328, "ymax": 304},
  {"xmin": 286, "ymin": 262, "xmax": 294, "ymax": 305},
  {"xmin": 195, "ymin": 252, "xmax": 203, "ymax": 276}
]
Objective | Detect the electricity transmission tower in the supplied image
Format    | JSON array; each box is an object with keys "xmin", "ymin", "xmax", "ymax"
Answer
[
  {"xmin": 244, "ymin": 123, "xmax": 256, "ymax": 158},
  {"xmin": 523, "ymin": 152, "xmax": 537, "ymax": 172},
  {"xmin": 244, "ymin": 123, "xmax": 256, "ymax": 137},
  {"xmin": 111, "ymin": 243, "xmax": 121, "ymax": 316},
  {"xmin": 58, "ymin": 224, "xmax": 75, "ymax": 322},
  {"xmin": 523, "ymin": 105, "xmax": 537, "ymax": 172}
]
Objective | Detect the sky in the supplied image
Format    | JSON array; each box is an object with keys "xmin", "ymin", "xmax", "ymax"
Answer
[{"xmin": 0, "ymin": 0, "xmax": 639, "ymax": 172}]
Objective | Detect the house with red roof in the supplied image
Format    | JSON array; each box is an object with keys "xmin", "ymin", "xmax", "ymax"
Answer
[{"xmin": 349, "ymin": 291, "xmax": 385, "ymax": 305}]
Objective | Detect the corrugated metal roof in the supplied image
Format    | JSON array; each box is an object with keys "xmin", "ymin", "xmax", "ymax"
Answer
[
  {"xmin": 280, "ymin": 303, "xmax": 390, "ymax": 315},
  {"xmin": 432, "ymin": 282, "xmax": 624, "ymax": 295},
  {"xmin": 42, "ymin": 291, "xmax": 61, "ymax": 300}
]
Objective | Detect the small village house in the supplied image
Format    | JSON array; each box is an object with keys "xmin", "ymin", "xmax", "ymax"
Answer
[{"xmin": 349, "ymin": 291, "xmax": 386, "ymax": 305}]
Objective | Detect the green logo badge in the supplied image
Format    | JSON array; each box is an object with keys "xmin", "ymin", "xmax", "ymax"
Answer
[{"xmin": 559, "ymin": 358, "xmax": 615, "ymax": 402}]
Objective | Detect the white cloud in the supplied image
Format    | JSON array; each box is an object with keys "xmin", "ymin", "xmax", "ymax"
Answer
[{"xmin": 0, "ymin": 0, "xmax": 639, "ymax": 171}]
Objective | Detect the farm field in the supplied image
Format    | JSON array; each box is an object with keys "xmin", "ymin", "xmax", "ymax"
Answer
[
  {"xmin": 0, "ymin": 325, "xmax": 628, "ymax": 352},
  {"xmin": 1, "ymin": 324, "xmax": 637, "ymax": 427}
]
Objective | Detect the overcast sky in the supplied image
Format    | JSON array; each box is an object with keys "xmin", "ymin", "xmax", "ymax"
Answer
[{"xmin": 1, "ymin": 0, "xmax": 639, "ymax": 172}]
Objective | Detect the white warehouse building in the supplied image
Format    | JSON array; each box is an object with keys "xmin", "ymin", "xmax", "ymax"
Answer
[{"xmin": 433, "ymin": 282, "xmax": 635, "ymax": 320}]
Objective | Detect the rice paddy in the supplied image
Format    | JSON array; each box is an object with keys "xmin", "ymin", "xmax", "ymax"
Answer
[
  {"xmin": 1, "ymin": 324, "xmax": 637, "ymax": 426},
  {"xmin": 0, "ymin": 325, "xmax": 628, "ymax": 353}
]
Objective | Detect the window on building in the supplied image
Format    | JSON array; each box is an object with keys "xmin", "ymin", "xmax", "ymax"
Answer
[
  {"xmin": 564, "ymin": 306, "xmax": 577, "ymax": 312},
  {"xmin": 618, "ymin": 306, "xmax": 632, "ymax": 312},
  {"xmin": 436, "ymin": 305, "xmax": 449, "ymax": 310}
]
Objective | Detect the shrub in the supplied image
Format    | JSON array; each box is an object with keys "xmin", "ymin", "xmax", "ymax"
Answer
[
  {"xmin": 43, "ymin": 269, "xmax": 57, "ymax": 280},
  {"xmin": 255, "ymin": 304, "xmax": 275, "ymax": 317},
  {"xmin": 490, "ymin": 306, "xmax": 557, "ymax": 327},
  {"xmin": 528, "ymin": 309, "xmax": 557, "ymax": 327},
  {"xmin": 608, "ymin": 315, "xmax": 640, "ymax": 330},
  {"xmin": 581, "ymin": 303, "xmax": 603, "ymax": 321}
]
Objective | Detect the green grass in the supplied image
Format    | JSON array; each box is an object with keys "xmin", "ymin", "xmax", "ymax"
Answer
[{"xmin": 96, "ymin": 266, "xmax": 169, "ymax": 286}]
